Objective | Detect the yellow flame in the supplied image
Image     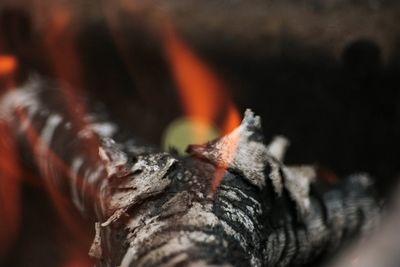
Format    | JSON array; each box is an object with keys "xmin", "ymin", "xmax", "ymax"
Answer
[{"xmin": 164, "ymin": 23, "xmax": 241, "ymax": 192}]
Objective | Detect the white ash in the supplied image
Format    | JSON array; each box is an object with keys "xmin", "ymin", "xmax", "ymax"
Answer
[
  {"xmin": 100, "ymin": 146, "xmax": 176, "ymax": 226},
  {"xmin": 266, "ymin": 135, "xmax": 290, "ymax": 162},
  {"xmin": 162, "ymin": 253, "xmax": 190, "ymax": 267},
  {"xmin": 89, "ymin": 222, "xmax": 103, "ymax": 259},
  {"xmin": 91, "ymin": 122, "xmax": 117, "ymax": 137},
  {"xmin": 159, "ymin": 191, "xmax": 192, "ymax": 218},
  {"xmin": 81, "ymin": 164, "xmax": 104, "ymax": 207},
  {"xmin": 78, "ymin": 121, "xmax": 117, "ymax": 139},
  {"xmin": 177, "ymin": 202, "xmax": 220, "ymax": 228},
  {"xmin": 39, "ymin": 115, "xmax": 63, "ymax": 152},
  {"xmin": 188, "ymin": 109, "xmax": 270, "ymax": 190},
  {"xmin": 121, "ymin": 218, "xmax": 170, "ymax": 266},
  {"xmin": 0, "ymin": 77, "xmax": 41, "ymax": 122},
  {"xmin": 120, "ymin": 200, "xmax": 228, "ymax": 267},
  {"xmin": 266, "ymin": 157, "xmax": 284, "ymax": 196},
  {"xmin": 134, "ymin": 232, "xmax": 214, "ymax": 267},
  {"xmin": 218, "ymin": 198, "xmax": 255, "ymax": 233},
  {"xmin": 218, "ymin": 187, "xmax": 242, "ymax": 202},
  {"xmin": 219, "ymin": 185, "xmax": 262, "ymax": 210},
  {"xmin": 264, "ymin": 229, "xmax": 287, "ymax": 266},
  {"xmin": 219, "ymin": 220, "xmax": 248, "ymax": 251},
  {"xmin": 98, "ymin": 137, "xmax": 129, "ymax": 178},
  {"xmin": 282, "ymin": 165, "xmax": 316, "ymax": 215},
  {"xmin": 189, "ymin": 109, "xmax": 320, "ymax": 216},
  {"xmin": 219, "ymin": 187, "xmax": 262, "ymax": 217},
  {"xmin": 70, "ymin": 157, "xmax": 85, "ymax": 213}
]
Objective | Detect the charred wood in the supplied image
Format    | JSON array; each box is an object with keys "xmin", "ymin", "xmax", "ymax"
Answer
[{"xmin": 0, "ymin": 76, "xmax": 380, "ymax": 267}]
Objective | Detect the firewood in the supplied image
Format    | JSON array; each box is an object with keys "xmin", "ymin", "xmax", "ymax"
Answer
[{"xmin": 0, "ymin": 76, "xmax": 380, "ymax": 267}]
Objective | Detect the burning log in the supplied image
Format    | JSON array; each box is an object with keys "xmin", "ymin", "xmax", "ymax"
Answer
[{"xmin": 0, "ymin": 76, "xmax": 380, "ymax": 266}]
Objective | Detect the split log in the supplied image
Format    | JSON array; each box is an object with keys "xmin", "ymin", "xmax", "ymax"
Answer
[{"xmin": 0, "ymin": 76, "xmax": 380, "ymax": 267}]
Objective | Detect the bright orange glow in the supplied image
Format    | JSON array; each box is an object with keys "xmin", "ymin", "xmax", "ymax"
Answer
[
  {"xmin": 164, "ymin": 26, "xmax": 220, "ymax": 124},
  {"xmin": 0, "ymin": 55, "xmax": 17, "ymax": 76},
  {"xmin": 221, "ymin": 104, "xmax": 241, "ymax": 135},
  {"xmin": 164, "ymin": 24, "xmax": 241, "ymax": 135},
  {"xmin": 210, "ymin": 105, "xmax": 241, "ymax": 193},
  {"xmin": 164, "ymin": 24, "xmax": 241, "ymax": 193}
]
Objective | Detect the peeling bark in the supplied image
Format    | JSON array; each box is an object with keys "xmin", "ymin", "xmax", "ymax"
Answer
[{"xmin": 0, "ymin": 76, "xmax": 380, "ymax": 267}]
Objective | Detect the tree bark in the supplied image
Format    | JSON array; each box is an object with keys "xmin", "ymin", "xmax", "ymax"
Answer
[{"xmin": 0, "ymin": 76, "xmax": 380, "ymax": 267}]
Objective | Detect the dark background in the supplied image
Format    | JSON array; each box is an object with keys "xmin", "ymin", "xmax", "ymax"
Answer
[{"xmin": 0, "ymin": 1, "xmax": 399, "ymax": 266}]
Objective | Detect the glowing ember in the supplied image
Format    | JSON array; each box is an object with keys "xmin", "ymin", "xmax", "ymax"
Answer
[
  {"xmin": 0, "ymin": 55, "xmax": 17, "ymax": 76},
  {"xmin": 164, "ymin": 23, "xmax": 241, "ymax": 192}
]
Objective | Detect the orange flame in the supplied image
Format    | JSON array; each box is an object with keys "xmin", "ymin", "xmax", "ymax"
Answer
[
  {"xmin": 0, "ymin": 5, "xmax": 96, "ymax": 265},
  {"xmin": 164, "ymin": 24, "xmax": 241, "ymax": 193},
  {"xmin": 211, "ymin": 105, "xmax": 241, "ymax": 193},
  {"xmin": 0, "ymin": 55, "xmax": 17, "ymax": 76},
  {"xmin": 164, "ymin": 26, "xmax": 220, "ymax": 123},
  {"xmin": 0, "ymin": 5, "xmax": 93, "ymax": 266}
]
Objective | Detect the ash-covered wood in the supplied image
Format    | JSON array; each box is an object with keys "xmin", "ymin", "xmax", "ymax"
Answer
[{"xmin": 0, "ymin": 76, "xmax": 380, "ymax": 267}]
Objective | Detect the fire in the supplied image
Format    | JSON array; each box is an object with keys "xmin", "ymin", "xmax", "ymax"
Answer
[
  {"xmin": 0, "ymin": 55, "xmax": 17, "ymax": 76},
  {"xmin": 163, "ymin": 23, "xmax": 241, "ymax": 193},
  {"xmin": 0, "ymin": 88, "xmax": 97, "ymax": 266},
  {"xmin": 221, "ymin": 104, "xmax": 241, "ymax": 135},
  {"xmin": 0, "ymin": 6, "xmax": 95, "ymax": 263},
  {"xmin": 1, "ymin": 7, "xmax": 241, "ymax": 264},
  {"xmin": 164, "ymin": 25, "xmax": 220, "ymax": 126}
]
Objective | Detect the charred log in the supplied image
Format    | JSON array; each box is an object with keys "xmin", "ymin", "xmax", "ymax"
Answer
[{"xmin": 0, "ymin": 76, "xmax": 380, "ymax": 267}]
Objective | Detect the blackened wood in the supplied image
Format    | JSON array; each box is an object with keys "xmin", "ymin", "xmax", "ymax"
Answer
[{"xmin": 0, "ymin": 76, "xmax": 380, "ymax": 267}]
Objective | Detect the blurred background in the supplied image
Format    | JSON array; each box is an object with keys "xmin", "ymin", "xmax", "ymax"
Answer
[{"xmin": 0, "ymin": 0, "xmax": 400, "ymax": 266}]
